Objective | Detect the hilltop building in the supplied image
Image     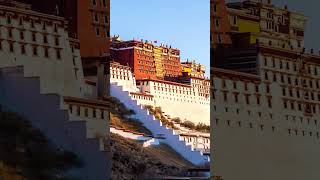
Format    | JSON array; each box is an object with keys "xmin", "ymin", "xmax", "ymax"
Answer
[
  {"xmin": 110, "ymin": 58, "xmax": 210, "ymax": 125},
  {"xmin": 0, "ymin": 0, "xmax": 210, "ymax": 177},
  {"xmin": 110, "ymin": 36, "xmax": 182, "ymax": 80},
  {"xmin": 211, "ymin": 0, "xmax": 320, "ymax": 180},
  {"xmin": 181, "ymin": 60, "xmax": 206, "ymax": 79}
]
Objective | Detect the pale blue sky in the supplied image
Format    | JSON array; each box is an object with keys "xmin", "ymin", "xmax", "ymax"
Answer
[{"xmin": 111, "ymin": 0, "xmax": 210, "ymax": 77}]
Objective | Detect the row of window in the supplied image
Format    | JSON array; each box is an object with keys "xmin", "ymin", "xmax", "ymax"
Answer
[
  {"xmin": 183, "ymin": 137, "xmax": 210, "ymax": 144},
  {"xmin": 264, "ymin": 70, "xmax": 320, "ymax": 90},
  {"xmin": 95, "ymin": 27, "xmax": 110, "ymax": 38},
  {"xmin": 153, "ymin": 88, "xmax": 209, "ymax": 98},
  {"xmin": 93, "ymin": 13, "xmax": 109, "ymax": 24},
  {"xmin": 219, "ymin": 79, "xmax": 267, "ymax": 93},
  {"xmin": 283, "ymin": 100, "xmax": 319, "ymax": 114},
  {"xmin": 0, "ymin": 41, "xmax": 61, "ymax": 59},
  {"xmin": 153, "ymin": 95, "xmax": 209, "ymax": 104},
  {"xmin": 263, "ymin": 57, "xmax": 319, "ymax": 76},
  {"xmin": 212, "ymin": 91, "xmax": 272, "ymax": 107},
  {"xmin": 5, "ymin": 15, "xmax": 60, "ymax": 34},
  {"xmin": 131, "ymin": 94, "xmax": 153, "ymax": 101},
  {"xmin": 137, "ymin": 69, "xmax": 156, "ymax": 74},
  {"xmin": 215, "ymin": 118, "xmax": 320, "ymax": 138},
  {"xmin": 69, "ymin": 105, "xmax": 106, "ymax": 119},
  {"xmin": 1, "ymin": 29, "xmax": 60, "ymax": 46},
  {"xmin": 92, "ymin": 0, "xmax": 108, "ymax": 7},
  {"xmin": 111, "ymin": 75, "xmax": 130, "ymax": 81},
  {"xmin": 212, "ymin": 106, "xmax": 274, "ymax": 120},
  {"xmin": 282, "ymin": 87, "xmax": 320, "ymax": 101},
  {"xmin": 285, "ymin": 115, "xmax": 318, "ymax": 126}
]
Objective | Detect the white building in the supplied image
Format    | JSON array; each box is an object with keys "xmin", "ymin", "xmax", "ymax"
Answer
[
  {"xmin": 211, "ymin": 43, "xmax": 320, "ymax": 180},
  {"xmin": 110, "ymin": 61, "xmax": 210, "ymax": 125}
]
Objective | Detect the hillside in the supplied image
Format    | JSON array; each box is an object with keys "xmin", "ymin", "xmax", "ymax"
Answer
[
  {"xmin": 111, "ymin": 134, "xmax": 195, "ymax": 180},
  {"xmin": 0, "ymin": 108, "xmax": 82, "ymax": 180}
]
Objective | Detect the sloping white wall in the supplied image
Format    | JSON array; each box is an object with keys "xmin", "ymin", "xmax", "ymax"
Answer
[
  {"xmin": 0, "ymin": 67, "xmax": 109, "ymax": 180},
  {"xmin": 110, "ymin": 82, "xmax": 209, "ymax": 166}
]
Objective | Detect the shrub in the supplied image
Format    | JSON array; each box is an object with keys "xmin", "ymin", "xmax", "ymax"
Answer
[
  {"xmin": 171, "ymin": 117, "xmax": 181, "ymax": 124},
  {"xmin": 181, "ymin": 121, "xmax": 195, "ymax": 129},
  {"xmin": 195, "ymin": 123, "xmax": 210, "ymax": 132}
]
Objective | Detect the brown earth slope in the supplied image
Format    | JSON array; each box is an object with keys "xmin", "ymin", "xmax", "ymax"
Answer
[{"xmin": 111, "ymin": 134, "xmax": 195, "ymax": 180}]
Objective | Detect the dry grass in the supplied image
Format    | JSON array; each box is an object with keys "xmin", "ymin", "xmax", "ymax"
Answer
[
  {"xmin": 111, "ymin": 134, "xmax": 194, "ymax": 180},
  {"xmin": 110, "ymin": 113, "xmax": 152, "ymax": 136}
]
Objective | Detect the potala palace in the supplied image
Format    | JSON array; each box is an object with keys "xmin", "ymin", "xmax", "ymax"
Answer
[{"xmin": 0, "ymin": 1, "xmax": 210, "ymax": 179}]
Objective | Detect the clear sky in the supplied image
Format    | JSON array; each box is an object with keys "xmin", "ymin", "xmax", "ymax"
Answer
[{"xmin": 110, "ymin": 0, "xmax": 210, "ymax": 77}]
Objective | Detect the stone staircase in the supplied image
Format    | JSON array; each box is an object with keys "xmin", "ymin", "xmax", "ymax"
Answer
[
  {"xmin": 110, "ymin": 82, "xmax": 209, "ymax": 166},
  {"xmin": 0, "ymin": 66, "xmax": 110, "ymax": 180}
]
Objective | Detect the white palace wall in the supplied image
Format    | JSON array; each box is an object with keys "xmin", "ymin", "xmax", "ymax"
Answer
[
  {"xmin": 110, "ymin": 63, "xmax": 210, "ymax": 125},
  {"xmin": 139, "ymin": 80, "xmax": 210, "ymax": 125},
  {"xmin": 0, "ymin": 6, "xmax": 84, "ymax": 97},
  {"xmin": 211, "ymin": 51, "xmax": 320, "ymax": 180}
]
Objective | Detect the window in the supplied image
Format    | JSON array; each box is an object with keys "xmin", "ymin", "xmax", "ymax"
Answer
[
  {"xmin": 54, "ymin": 24, "xmax": 58, "ymax": 32},
  {"xmin": 245, "ymin": 95, "xmax": 250, "ymax": 105},
  {"xmin": 43, "ymin": 35, "xmax": 48, "ymax": 44},
  {"xmin": 30, "ymin": 19, "xmax": 34, "ymax": 28},
  {"xmin": 94, "ymin": 14, "xmax": 99, "ymax": 22},
  {"xmin": 32, "ymin": 33, "xmax": 36, "ymax": 42},
  {"xmin": 42, "ymin": 22, "xmax": 46, "ymax": 30},
  {"xmin": 215, "ymin": 19, "xmax": 220, "ymax": 28},
  {"xmin": 265, "ymin": 72, "xmax": 268, "ymax": 80},
  {"xmin": 223, "ymin": 92, "xmax": 227, "ymax": 102},
  {"xmin": 56, "ymin": 49, "xmax": 61, "ymax": 59},
  {"xmin": 282, "ymin": 88, "xmax": 286, "ymax": 96},
  {"xmin": 249, "ymin": 123, "xmax": 253, "ymax": 128},
  {"xmin": 104, "ymin": 16, "xmax": 108, "ymax": 24},
  {"xmin": 232, "ymin": 16, "xmax": 237, "ymax": 25},
  {"xmin": 96, "ymin": 28, "xmax": 100, "ymax": 36},
  {"xmin": 214, "ymin": 3, "xmax": 217, "ymax": 12},
  {"xmin": 20, "ymin": 31, "xmax": 24, "ymax": 40},
  {"xmin": 55, "ymin": 37, "xmax": 59, "ymax": 46},
  {"xmin": 19, "ymin": 17, "xmax": 23, "ymax": 26},
  {"xmin": 92, "ymin": 0, "xmax": 96, "ymax": 5},
  {"xmin": 272, "ymin": 58, "xmax": 275, "ymax": 67},
  {"xmin": 33, "ymin": 46, "xmax": 38, "ymax": 56},
  {"xmin": 44, "ymin": 47, "xmax": 49, "ymax": 58},
  {"xmin": 21, "ymin": 44, "xmax": 25, "ymax": 54},
  {"xmin": 291, "ymin": 102, "xmax": 295, "ymax": 110},
  {"xmin": 9, "ymin": 43, "xmax": 14, "ymax": 52},
  {"xmin": 8, "ymin": 29, "xmax": 12, "ymax": 38},
  {"xmin": 283, "ymin": 101, "xmax": 287, "ymax": 109},
  {"xmin": 273, "ymin": 74, "xmax": 277, "ymax": 81},
  {"xmin": 217, "ymin": 34, "xmax": 222, "ymax": 43},
  {"xmin": 7, "ymin": 15, "xmax": 11, "ymax": 24}
]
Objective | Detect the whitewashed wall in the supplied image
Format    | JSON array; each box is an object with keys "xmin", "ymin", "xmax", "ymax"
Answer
[{"xmin": 111, "ymin": 83, "xmax": 209, "ymax": 166}]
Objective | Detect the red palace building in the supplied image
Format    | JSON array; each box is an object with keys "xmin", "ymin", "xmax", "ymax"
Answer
[{"xmin": 110, "ymin": 37, "xmax": 182, "ymax": 80}]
